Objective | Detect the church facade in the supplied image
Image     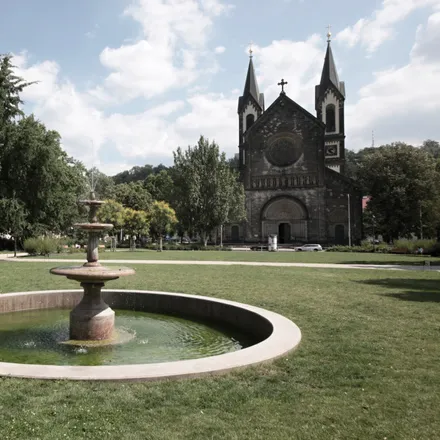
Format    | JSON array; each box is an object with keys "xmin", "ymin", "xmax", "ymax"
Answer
[{"xmin": 225, "ymin": 36, "xmax": 362, "ymax": 245}]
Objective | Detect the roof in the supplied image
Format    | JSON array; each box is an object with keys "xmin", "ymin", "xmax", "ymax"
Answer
[
  {"xmin": 244, "ymin": 92, "xmax": 325, "ymax": 140},
  {"xmin": 315, "ymin": 42, "xmax": 345, "ymax": 106},
  {"xmin": 238, "ymin": 58, "xmax": 264, "ymax": 113}
]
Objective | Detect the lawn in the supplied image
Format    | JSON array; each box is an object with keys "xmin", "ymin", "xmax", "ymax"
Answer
[
  {"xmin": 24, "ymin": 249, "xmax": 440, "ymax": 265},
  {"xmin": 0, "ymin": 262, "xmax": 439, "ymax": 439}
]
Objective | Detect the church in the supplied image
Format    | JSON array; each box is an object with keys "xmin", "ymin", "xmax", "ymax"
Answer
[{"xmin": 225, "ymin": 33, "xmax": 362, "ymax": 245}]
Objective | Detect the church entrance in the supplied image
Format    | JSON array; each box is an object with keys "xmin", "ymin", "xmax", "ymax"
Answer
[
  {"xmin": 261, "ymin": 197, "xmax": 308, "ymax": 242},
  {"xmin": 335, "ymin": 224, "xmax": 345, "ymax": 244},
  {"xmin": 231, "ymin": 225, "xmax": 240, "ymax": 242},
  {"xmin": 278, "ymin": 223, "xmax": 291, "ymax": 244}
]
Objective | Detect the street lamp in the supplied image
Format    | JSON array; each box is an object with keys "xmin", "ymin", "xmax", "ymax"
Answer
[{"xmin": 372, "ymin": 215, "xmax": 376, "ymax": 252}]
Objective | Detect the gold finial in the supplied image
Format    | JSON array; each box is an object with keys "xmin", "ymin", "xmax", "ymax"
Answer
[
  {"xmin": 326, "ymin": 24, "xmax": 332, "ymax": 42},
  {"xmin": 249, "ymin": 41, "xmax": 253, "ymax": 58}
]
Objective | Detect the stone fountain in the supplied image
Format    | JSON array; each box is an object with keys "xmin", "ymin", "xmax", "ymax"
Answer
[{"xmin": 50, "ymin": 191, "xmax": 135, "ymax": 343}]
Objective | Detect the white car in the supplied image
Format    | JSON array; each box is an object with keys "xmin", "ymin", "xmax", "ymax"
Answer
[{"xmin": 294, "ymin": 244, "xmax": 323, "ymax": 252}]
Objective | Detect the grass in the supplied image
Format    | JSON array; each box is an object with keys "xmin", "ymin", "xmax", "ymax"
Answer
[
  {"xmin": 0, "ymin": 262, "xmax": 439, "ymax": 439},
  {"xmin": 23, "ymin": 249, "xmax": 440, "ymax": 265}
]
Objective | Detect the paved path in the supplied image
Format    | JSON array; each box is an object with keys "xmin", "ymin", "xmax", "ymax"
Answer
[{"xmin": 1, "ymin": 254, "xmax": 437, "ymax": 272}]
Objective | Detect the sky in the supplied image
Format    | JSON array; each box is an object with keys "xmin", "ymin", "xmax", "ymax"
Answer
[{"xmin": 1, "ymin": 0, "xmax": 440, "ymax": 175}]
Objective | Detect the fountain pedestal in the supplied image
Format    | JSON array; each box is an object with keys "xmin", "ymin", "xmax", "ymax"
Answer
[
  {"xmin": 70, "ymin": 282, "xmax": 115, "ymax": 340},
  {"xmin": 50, "ymin": 192, "xmax": 135, "ymax": 344}
]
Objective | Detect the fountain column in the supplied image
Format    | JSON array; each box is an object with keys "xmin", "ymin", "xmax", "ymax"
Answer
[{"xmin": 50, "ymin": 191, "xmax": 135, "ymax": 343}]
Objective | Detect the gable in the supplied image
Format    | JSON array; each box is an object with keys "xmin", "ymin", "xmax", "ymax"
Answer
[{"xmin": 245, "ymin": 93, "xmax": 325, "ymax": 140}]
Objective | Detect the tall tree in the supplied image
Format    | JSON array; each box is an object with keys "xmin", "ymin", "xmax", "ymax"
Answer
[
  {"xmin": 173, "ymin": 136, "xmax": 246, "ymax": 246},
  {"xmin": 358, "ymin": 142, "xmax": 440, "ymax": 241},
  {"xmin": 144, "ymin": 169, "xmax": 174, "ymax": 203},
  {"xmin": 0, "ymin": 54, "xmax": 34, "ymax": 127},
  {"xmin": 0, "ymin": 115, "xmax": 87, "ymax": 235},
  {"xmin": 114, "ymin": 181, "xmax": 152, "ymax": 211},
  {"xmin": 149, "ymin": 201, "xmax": 178, "ymax": 251}
]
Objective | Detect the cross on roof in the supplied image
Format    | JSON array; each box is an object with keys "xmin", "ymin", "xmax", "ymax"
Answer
[
  {"xmin": 278, "ymin": 78, "xmax": 288, "ymax": 93},
  {"xmin": 249, "ymin": 41, "xmax": 253, "ymax": 58},
  {"xmin": 326, "ymin": 24, "xmax": 332, "ymax": 42}
]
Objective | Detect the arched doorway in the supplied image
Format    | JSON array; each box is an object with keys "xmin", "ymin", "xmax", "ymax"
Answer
[
  {"xmin": 335, "ymin": 224, "xmax": 345, "ymax": 244},
  {"xmin": 278, "ymin": 223, "xmax": 291, "ymax": 244},
  {"xmin": 261, "ymin": 197, "xmax": 308, "ymax": 242},
  {"xmin": 231, "ymin": 225, "xmax": 240, "ymax": 242}
]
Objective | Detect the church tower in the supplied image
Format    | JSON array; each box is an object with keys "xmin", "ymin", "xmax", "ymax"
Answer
[
  {"xmin": 315, "ymin": 29, "xmax": 346, "ymax": 174},
  {"xmin": 237, "ymin": 48, "xmax": 265, "ymax": 147}
]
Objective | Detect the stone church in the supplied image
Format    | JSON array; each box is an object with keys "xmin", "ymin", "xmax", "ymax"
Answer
[{"xmin": 225, "ymin": 35, "xmax": 362, "ymax": 245}]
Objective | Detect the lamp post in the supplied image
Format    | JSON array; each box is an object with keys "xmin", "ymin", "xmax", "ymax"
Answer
[
  {"xmin": 347, "ymin": 193, "xmax": 352, "ymax": 247},
  {"xmin": 372, "ymin": 214, "xmax": 376, "ymax": 252}
]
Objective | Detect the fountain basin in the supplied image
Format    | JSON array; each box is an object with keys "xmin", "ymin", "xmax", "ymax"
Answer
[
  {"xmin": 0, "ymin": 290, "xmax": 301, "ymax": 381},
  {"xmin": 73, "ymin": 223, "xmax": 113, "ymax": 231},
  {"xmin": 50, "ymin": 266, "xmax": 135, "ymax": 282}
]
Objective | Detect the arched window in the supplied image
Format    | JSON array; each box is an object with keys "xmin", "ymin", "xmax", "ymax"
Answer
[
  {"xmin": 246, "ymin": 114, "xmax": 255, "ymax": 131},
  {"xmin": 325, "ymin": 104, "xmax": 336, "ymax": 132}
]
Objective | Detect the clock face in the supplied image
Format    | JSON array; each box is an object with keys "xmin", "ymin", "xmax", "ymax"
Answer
[{"xmin": 326, "ymin": 145, "xmax": 338, "ymax": 156}]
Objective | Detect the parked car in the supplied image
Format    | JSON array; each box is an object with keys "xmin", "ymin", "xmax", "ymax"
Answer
[{"xmin": 294, "ymin": 244, "xmax": 323, "ymax": 252}]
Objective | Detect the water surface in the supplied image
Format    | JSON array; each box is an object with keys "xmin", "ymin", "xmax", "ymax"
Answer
[{"xmin": 0, "ymin": 309, "xmax": 254, "ymax": 366}]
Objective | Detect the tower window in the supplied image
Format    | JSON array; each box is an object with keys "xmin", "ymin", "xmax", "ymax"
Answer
[
  {"xmin": 325, "ymin": 104, "xmax": 336, "ymax": 132},
  {"xmin": 246, "ymin": 114, "xmax": 255, "ymax": 131}
]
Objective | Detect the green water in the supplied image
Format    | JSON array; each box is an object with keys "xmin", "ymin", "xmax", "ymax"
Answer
[{"xmin": 0, "ymin": 309, "xmax": 255, "ymax": 366}]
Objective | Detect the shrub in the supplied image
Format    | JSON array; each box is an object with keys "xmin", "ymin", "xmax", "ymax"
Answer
[
  {"xmin": 143, "ymin": 243, "xmax": 232, "ymax": 251},
  {"xmin": 392, "ymin": 239, "xmax": 435, "ymax": 254},
  {"xmin": 23, "ymin": 237, "xmax": 61, "ymax": 256},
  {"xmin": 326, "ymin": 243, "xmax": 390, "ymax": 253}
]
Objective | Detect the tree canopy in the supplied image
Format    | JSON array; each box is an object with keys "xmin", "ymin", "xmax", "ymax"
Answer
[
  {"xmin": 356, "ymin": 142, "xmax": 440, "ymax": 241},
  {"xmin": 173, "ymin": 136, "xmax": 246, "ymax": 245}
]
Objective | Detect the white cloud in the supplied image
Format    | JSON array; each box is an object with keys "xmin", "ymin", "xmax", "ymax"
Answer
[
  {"xmin": 214, "ymin": 45, "xmax": 226, "ymax": 54},
  {"xmin": 337, "ymin": 0, "xmax": 440, "ymax": 53},
  {"xmin": 252, "ymin": 35, "xmax": 324, "ymax": 111},
  {"xmin": 346, "ymin": 10, "xmax": 440, "ymax": 150},
  {"xmin": 93, "ymin": 0, "xmax": 231, "ymax": 102}
]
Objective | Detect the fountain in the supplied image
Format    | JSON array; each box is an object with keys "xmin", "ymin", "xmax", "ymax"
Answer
[
  {"xmin": 0, "ymin": 187, "xmax": 301, "ymax": 381},
  {"xmin": 50, "ymin": 191, "xmax": 135, "ymax": 343}
]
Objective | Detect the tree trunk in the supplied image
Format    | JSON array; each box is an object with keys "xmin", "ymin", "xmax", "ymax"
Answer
[
  {"xmin": 159, "ymin": 236, "xmax": 163, "ymax": 252},
  {"xmin": 201, "ymin": 232, "xmax": 208, "ymax": 247},
  {"xmin": 14, "ymin": 235, "xmax": 17, "ymax": 258},
  {"xmin": 220, "ymin": 224, "xmax": 223, "ymax": 248}
]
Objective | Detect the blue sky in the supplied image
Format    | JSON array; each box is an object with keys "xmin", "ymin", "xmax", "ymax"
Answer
[{"xmin": 2, "ymin": 0, "xmax": 440, "ymax": 174}]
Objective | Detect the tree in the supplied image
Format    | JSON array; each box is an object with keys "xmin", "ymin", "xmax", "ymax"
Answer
[
  {"xmin": 0, "ymin": 54, "xmax": 35, "ymax": 127},
  {"xmin": 144, "ymin": 169, "xmax": 174, "ymax": 203},
  {"xmin": 420, "ymin": 139, "xmax": 440, "ymax": 159},
  {"xmin": 114, "ymin": 181, "xmax": 152, "ymax": 211},
  {"xmin": 149, "ymin": 201, "xmax": 178, "ymax": 251},
  {"xmin": 97, "ymin": 200, "xmax": 125, "ymax": 248},
  {"xmin": 358, "ymin": 142, "xmax": 440, "ymax": 241},
  {"xmin": 0, "ymin": 197, "xmax": 28, "ymax": 256},
  {"xmin": 123, "ymin": 208, "xmax": 149, "ymax": 250},
  {"xmin": 113, "ymin": 163, "xmax": 168, "ymax": 185},
  {"xmin": 173, "ymin": 136, "xmax": 246, "ymax": 246},
  {"xmin": 0, "ymin": 115, "xmax": 87, "ymax": 235}
]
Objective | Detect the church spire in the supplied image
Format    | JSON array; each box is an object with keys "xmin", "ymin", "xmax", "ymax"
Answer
[
  {"xmin": 237, "ymin": 45, "xmax": 265, "ymax": 145},
  {"xmin": 315, "ymin": 27, "xmax": 347, "ymax": 175},
  {"xmin": 319, "ymin": 37, "xmax": 343, "ymax": 96},
  {"xmin": 242, "ymin": 56, "xmax": 261, "ymax": 107}
]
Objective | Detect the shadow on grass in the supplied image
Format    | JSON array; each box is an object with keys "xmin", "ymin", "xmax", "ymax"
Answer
[
  {"xmin": 346, "ymin": 260, "xmax": 440, "ymax": 266},
  {"xmin": 359, "ymin": 278, "xmax": 440, "ymax": 302}
]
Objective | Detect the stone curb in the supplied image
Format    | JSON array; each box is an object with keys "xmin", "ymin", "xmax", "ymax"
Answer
[{"xmin": 0, "ymin": 290, "xmax": 302, "ymax": 381}]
